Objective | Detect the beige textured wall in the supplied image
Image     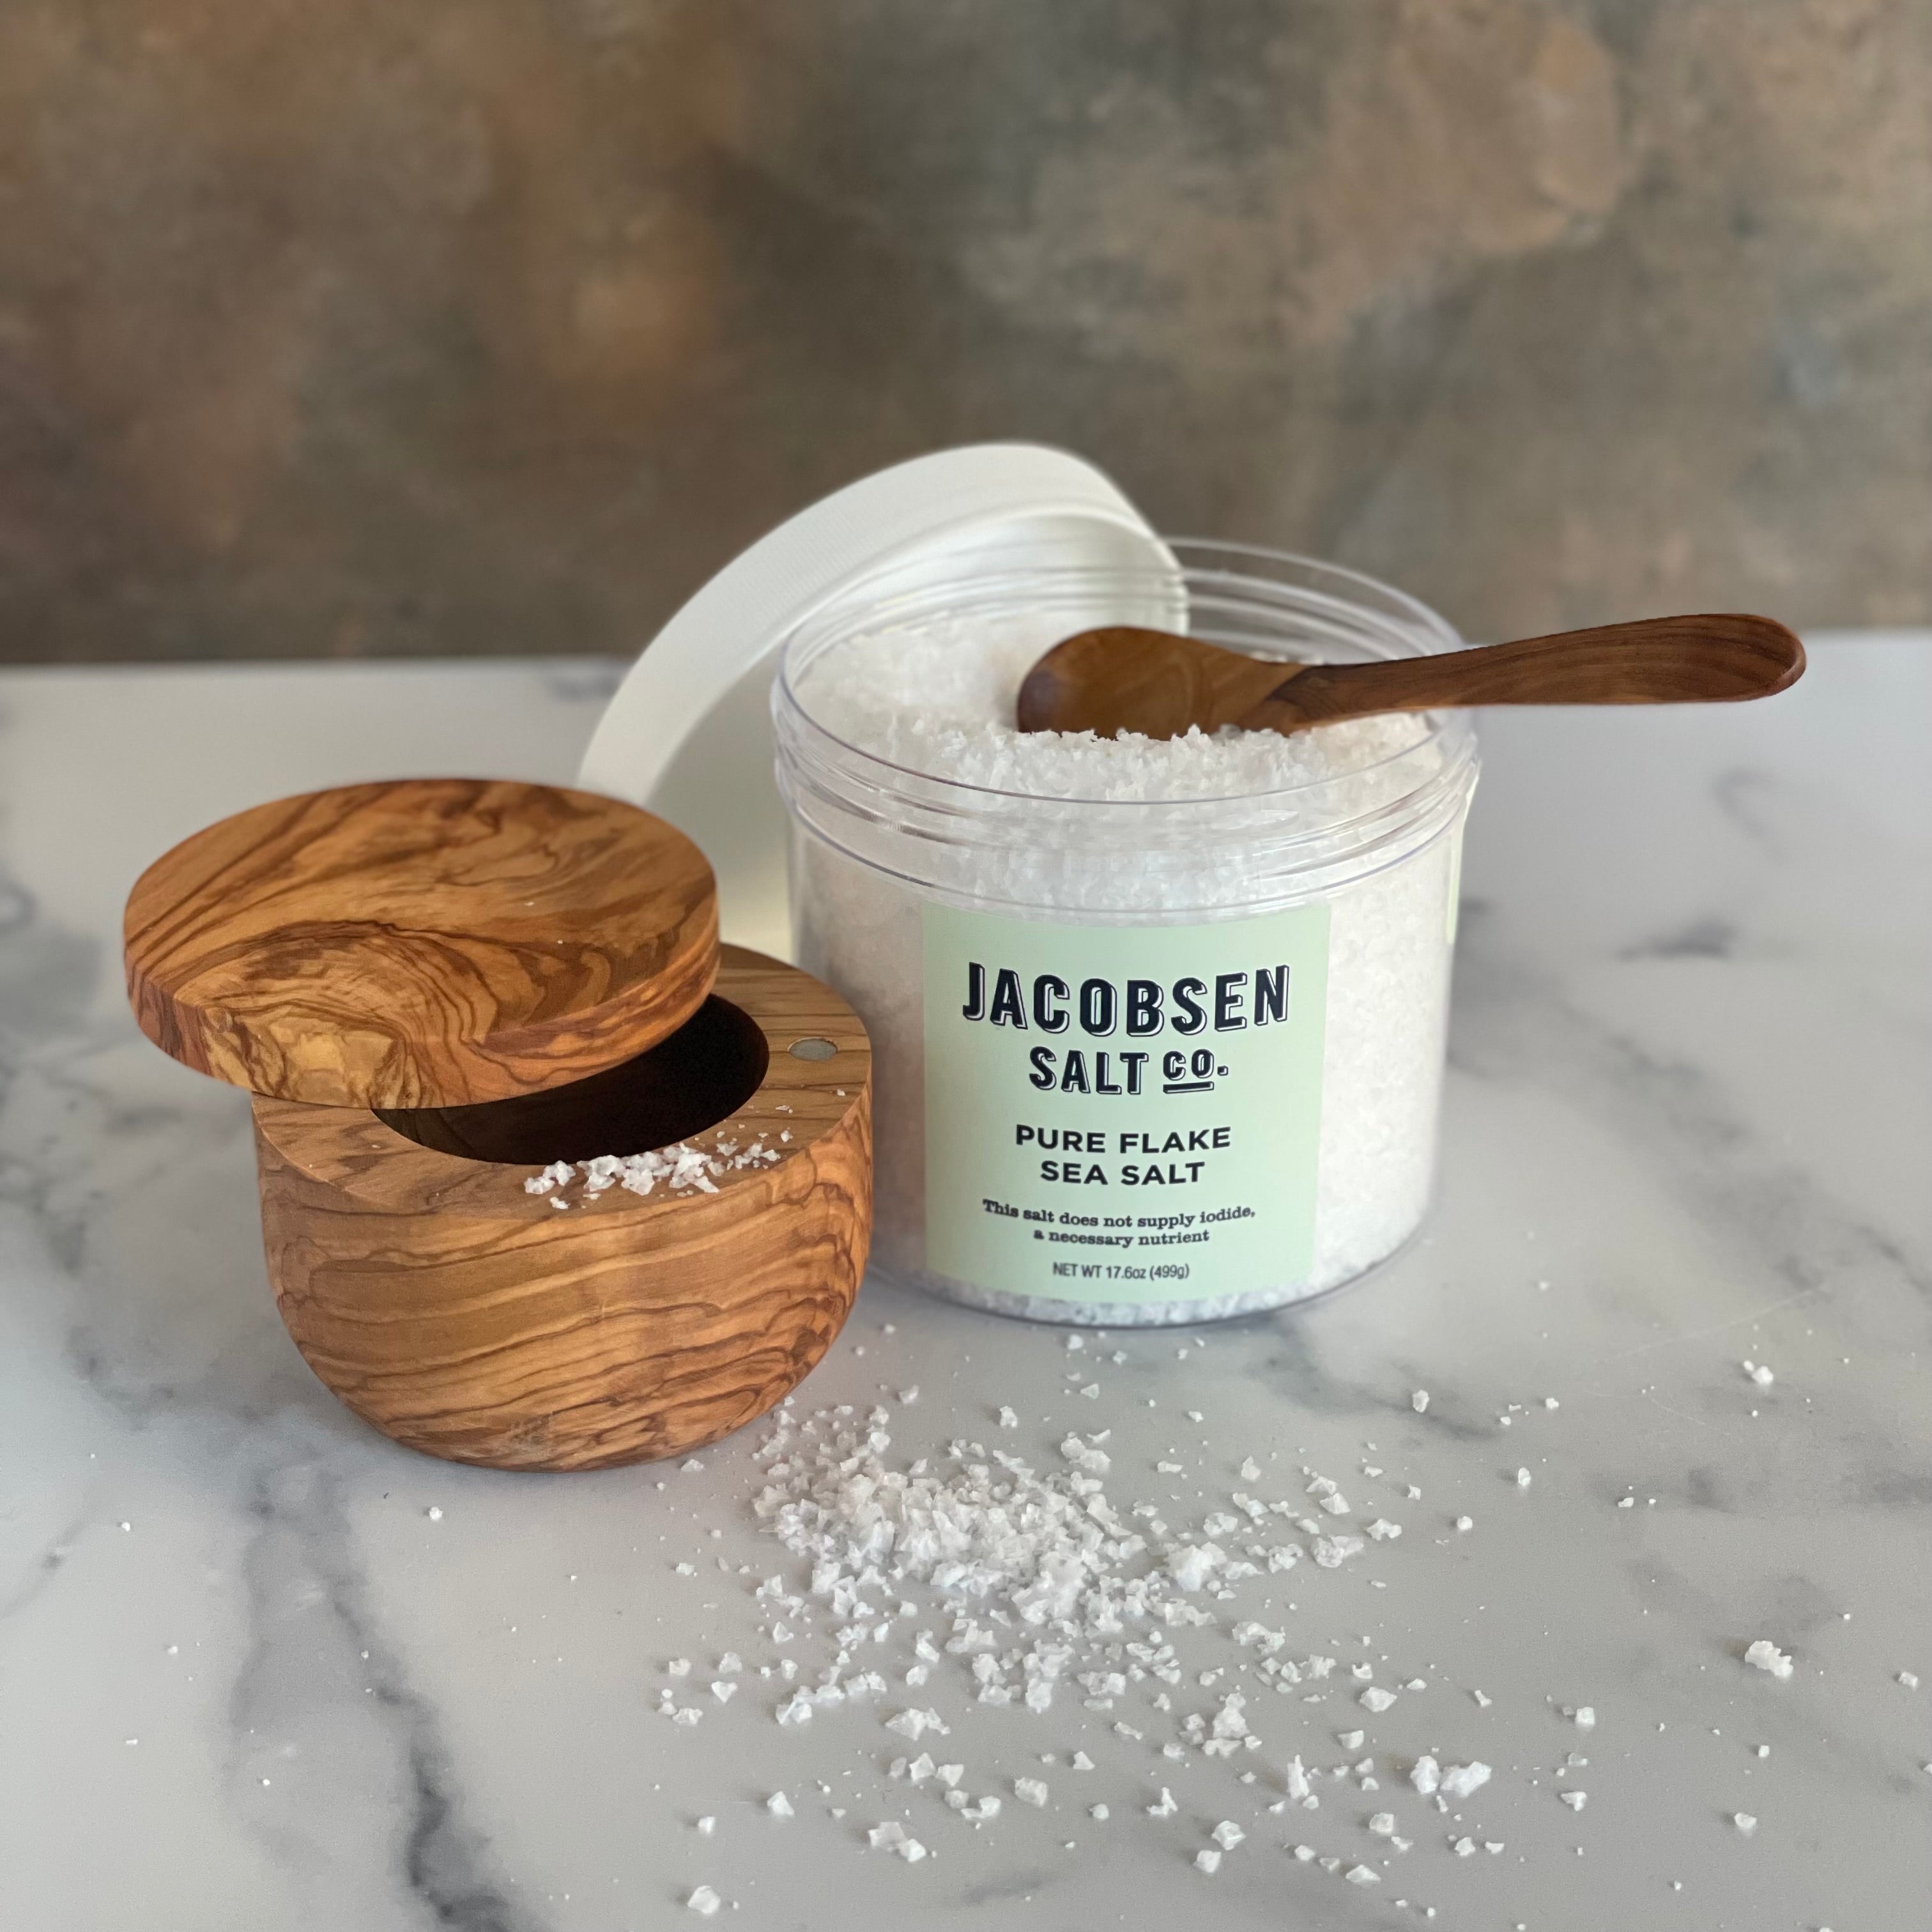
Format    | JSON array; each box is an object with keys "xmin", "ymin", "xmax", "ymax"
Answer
[{"xmin": 1, "ymin": 0, "xmax": 1926, "ymax": 662}]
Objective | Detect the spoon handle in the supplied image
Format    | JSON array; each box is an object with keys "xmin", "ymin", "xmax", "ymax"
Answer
[{"xmin": 1244, "ymin": 614, "xmax": 1805, "ymax": 730}]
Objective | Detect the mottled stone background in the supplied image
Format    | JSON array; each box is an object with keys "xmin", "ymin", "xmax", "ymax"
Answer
[{"xmin": 1, "ymin": 0, "xmax": 1926, "ymax": 662}]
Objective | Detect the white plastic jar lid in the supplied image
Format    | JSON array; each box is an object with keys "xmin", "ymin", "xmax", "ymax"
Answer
[{"xmin": 578, "ymin": 443, "xmax": 1177, "ymax": 957}]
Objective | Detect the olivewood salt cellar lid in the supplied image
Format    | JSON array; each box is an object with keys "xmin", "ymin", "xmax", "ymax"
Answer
[{"xmin": 124, "ymin": 778, "xmax": 717, "ymax": 1110}]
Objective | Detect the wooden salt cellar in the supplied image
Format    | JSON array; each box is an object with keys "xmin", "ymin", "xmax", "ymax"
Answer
[{"xmin": 125, "ymin": 779, "xmax": 871, "ymax": 1471}]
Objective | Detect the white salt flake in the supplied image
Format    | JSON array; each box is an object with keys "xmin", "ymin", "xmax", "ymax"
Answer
[
  {"xmin": 1368, "ymin": 1813, "xmax": 1397, "ymax": 1837},
  {"xmin": 1313, "ymin": 1534, "xmax": 1366, "ymax": 1568},
  {"xmin": 1147, "ymin": 1788, "xmax": 1178, "ymax": 1818},
  {"xmin": 1745, "ymin": 1640, "xmax": 1793, "ymax": 1680},
  {"xmin": 1168, "ymin": 1543, "xmax": 1227, "ymax": 1592},
  {"xmin": 1733, "ymin": 1811, "xmax": 1757, "ymax": 1834},
  {"xmin": 1572, "ymin": 1705, "xmax": 1595, "ymax": 1727},
  {"xmin": 765, "ymin": 1791, "xmax": 793, "ymax": 1818},
  {"xmin": 1410, "ymin": 1756, "xmax": 1440, "ymax": 1796},
  {"xmin": 1455, "ymin": 1515, "xmax": 1474, "ymax": 1533},
  {"xmin": 1014, "ymin": 1777, "xmax": 1049, "ymax": 1807},
  {"xmin": 1515, "ymin": 1468, "xmax": 1532, "ymax": 1488},
  {"xmin": 1898, "ymin": 1671, "xmax": 1920, "ymax": 1690},
  {"xmin": 1360, "ymin": 1686, "xmax": 1398, "ymax": 1713},
  {"xmin": 1561, "ymin": 1790, "xmax": 1587, "ymax": 1811},
  {"xmin": 686, "ymin": 1886, "xmax": 722, "ymax": 1917},
  {"xmin": 1439, "ymin": 1762, "xmax": 1491, "ymax": 1798},
  {"xmin": 885, "ymin": 1708, "xmax": 948, "ymax": 1741},
  {"xmin": 1344, "ymin": 1864, "xmax": 1381, "ymax": 1885},
  {"xmin": 1194, "ymin": 1850, "xmax": 1222, "ymax": 1874}
]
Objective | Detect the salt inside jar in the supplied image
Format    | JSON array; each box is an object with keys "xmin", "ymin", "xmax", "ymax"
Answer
[{"xmin": 774, "ymin": 544, "xmax": 1480, "ymax": 1326}]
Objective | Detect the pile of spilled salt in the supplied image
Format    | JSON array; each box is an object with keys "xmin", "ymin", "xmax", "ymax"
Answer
[
  {"xmin": 747, "ymin": 1399, "xmax": 1409, "ymax": 1722},
  {"xmin": 640, "ymin": 1388, "xmax": 1536, "ymax": 1915},
  {"xmin": 524, "ymin": 1139, "xmax": 783, "ymax": 1209},
  {"xmin": 786, "ymin": 608, "xmax": 1464, "ymax": 1324}
]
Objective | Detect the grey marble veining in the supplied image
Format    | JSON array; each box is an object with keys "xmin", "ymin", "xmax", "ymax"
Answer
[{"xmin": 0, "ymin": 644, "xmax": 1926, "ymax": 1931}]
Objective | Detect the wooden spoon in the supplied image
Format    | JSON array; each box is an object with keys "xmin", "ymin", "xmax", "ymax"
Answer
[{"xmin": 1014, "ymin": 613, "xmax": 1805, "ymax": 739}]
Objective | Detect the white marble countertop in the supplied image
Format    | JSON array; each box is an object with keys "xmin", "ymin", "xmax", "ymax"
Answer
[{"xmin": 1, "ymin": 641, "xmax": 1926, "ymax": 1932}]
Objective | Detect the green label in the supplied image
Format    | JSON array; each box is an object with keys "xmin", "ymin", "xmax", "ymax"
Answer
[{"xmin": 921, "ymin": 901, "xmax": 1330, "ymax": 1307}]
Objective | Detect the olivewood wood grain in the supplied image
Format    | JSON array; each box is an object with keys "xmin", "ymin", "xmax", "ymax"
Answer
[
  {"xmin": 1015, "ymin": 616, "xmax": 1805, "ymax": 739},
  {"xmin": 1015, "ymin": 625, "xmax": 1291, "ymax": 739},
  {"xmin": 1246, "ymin": 614, "xmax": 1806, "ymax": 731},
  {"xmin": 126, "ymin": 779, "xmax": 719, "ymax": 1109},
  {"xmin": 253, "ymin": 947, "xmax": 871, "ymax": 1471}
]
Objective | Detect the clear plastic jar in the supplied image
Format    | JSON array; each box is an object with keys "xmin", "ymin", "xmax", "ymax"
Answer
[{"xmin": 774, "ymin": 544, "xmax": 1479, "ymax": 1325}]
